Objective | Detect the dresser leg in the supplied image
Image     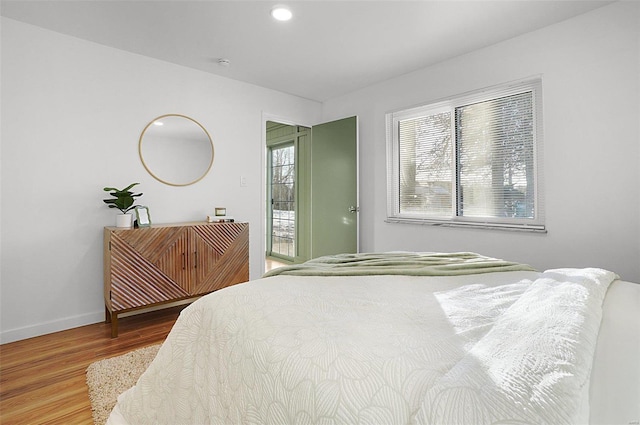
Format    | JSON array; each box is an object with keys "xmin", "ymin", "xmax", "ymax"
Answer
[
  {"xmin": 105, "ymin": 306, "xmax": 118, "ymax": 337},
  {"xmin": 111, "ymin": 313, "xmax": 119, "ymax": 338}
]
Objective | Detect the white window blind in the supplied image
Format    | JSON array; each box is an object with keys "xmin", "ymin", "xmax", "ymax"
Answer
[
  {"xmin": 387, "ymin": 78, "xmax": 544, "ymax": 231},
  {"xmin": 399, "ymin": 109, "xmax": 452, "ymax": 217}
]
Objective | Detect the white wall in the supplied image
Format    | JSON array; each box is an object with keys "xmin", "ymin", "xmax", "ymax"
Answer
[
  {"xmin": 0, "ymin": 18, "xmax": 322, "ymax": 343},
  {"xmin": 324, "ymin": 2, "xmax": 640, "ymax": 282}
]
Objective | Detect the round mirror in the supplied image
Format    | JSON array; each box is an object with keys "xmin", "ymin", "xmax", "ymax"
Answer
[{"xmin": 139, "ymin": 114, "xmax": 214, "ymax": 186}]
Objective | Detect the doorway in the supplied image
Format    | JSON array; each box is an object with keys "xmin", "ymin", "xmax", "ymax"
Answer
[
  {"xmin": 265, "ymin": 122, "xmax": 310, "ymax": 269},
  {"xmin": 264, "ymin": 117, "xmax": 359, "ymax": 273}
]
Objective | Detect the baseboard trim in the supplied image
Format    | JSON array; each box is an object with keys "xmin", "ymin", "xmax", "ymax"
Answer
[{"xmin": 0, "ymin": 311, "xmax": 104, "ymax": 344}]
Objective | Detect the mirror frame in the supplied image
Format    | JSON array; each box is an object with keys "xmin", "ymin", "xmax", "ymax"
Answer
[{"xmin": 138, "ymin": 114, "xmax": 214, "ymax": 186}]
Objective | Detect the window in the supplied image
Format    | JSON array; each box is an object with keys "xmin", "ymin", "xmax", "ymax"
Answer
[
  {"xmin": 269, "ymin": 143, "xmax": 296, "ymax": 259},
  {"xmin": 386, "ymin": 78, "xmax": 544, "ymax": 231}
]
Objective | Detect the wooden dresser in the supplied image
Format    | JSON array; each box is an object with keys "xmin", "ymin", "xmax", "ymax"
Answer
[{"xmin": 103, "ymin": 221, "xmax": 249, "ymax": 337}]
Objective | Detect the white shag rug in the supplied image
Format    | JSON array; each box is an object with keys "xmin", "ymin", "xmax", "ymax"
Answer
[{"xmin": 86, "ymin": 344, "xmax": 160, "ymax": 425}]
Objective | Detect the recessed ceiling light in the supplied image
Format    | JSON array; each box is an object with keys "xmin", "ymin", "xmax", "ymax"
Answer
[{"xmin": 271, "ymin": 5, "xmax": 292, "ymax": 21}]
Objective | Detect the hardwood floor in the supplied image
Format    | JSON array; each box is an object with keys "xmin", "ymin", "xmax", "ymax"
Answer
[
  {"xmin": 265, "ymin": 256, "xmax": 289, "ymax": 272},
  {"xmin": 0, "ymin": 305, "xmax": 186, "ymax": 425}
]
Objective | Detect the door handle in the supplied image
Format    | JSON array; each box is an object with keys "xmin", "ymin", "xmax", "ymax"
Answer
[{"xmin": 349, "ymin": 206, "xmax": 359, "ymax": 213}]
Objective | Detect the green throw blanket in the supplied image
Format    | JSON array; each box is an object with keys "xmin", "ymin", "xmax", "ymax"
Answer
[{"xmin": 263, "ymin": 252, "xmax": 535, "ymax": 278}]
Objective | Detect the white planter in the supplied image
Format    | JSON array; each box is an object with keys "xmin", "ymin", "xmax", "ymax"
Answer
[{"xmin": 116, "ymin": 213, "xmax": 133, "ymax": 228}]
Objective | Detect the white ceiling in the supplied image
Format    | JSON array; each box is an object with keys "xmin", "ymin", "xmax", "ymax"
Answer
[{"xmin": 1, "ymin": 0, "xmax": 613, "ymax": 102}]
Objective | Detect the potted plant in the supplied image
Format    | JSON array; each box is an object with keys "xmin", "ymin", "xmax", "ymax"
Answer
[{"xmin": 103, "ymin": 183, "xmax": 143, "ymax": 228}]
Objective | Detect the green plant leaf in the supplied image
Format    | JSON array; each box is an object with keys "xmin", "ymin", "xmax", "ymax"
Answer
[
  {"xmin": 122, "ymin": 182, "xmax": 140, "ymax": 192},
  {"xmin": 102, "ymin": 183, "xmax": 143, "ymax": 214}
]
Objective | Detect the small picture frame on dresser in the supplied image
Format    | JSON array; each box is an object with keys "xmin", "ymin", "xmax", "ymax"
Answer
[{"xmin": 135, "ymin": 206, "xmax": 152, "ymax": 227}]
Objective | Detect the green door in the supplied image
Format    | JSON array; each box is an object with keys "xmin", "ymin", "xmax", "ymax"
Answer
[{"xmin": 310, "ymin": 116, "xmax": 358, "ymax": 258}]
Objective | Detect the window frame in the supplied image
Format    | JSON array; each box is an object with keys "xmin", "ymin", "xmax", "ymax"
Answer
[
  {"xmin": 386, "ymin": 78, "xmax": 545, "ymax": 232},
  {"xmin": 267, "ymin": 138, "xmax": 297, "ymax": 262}
]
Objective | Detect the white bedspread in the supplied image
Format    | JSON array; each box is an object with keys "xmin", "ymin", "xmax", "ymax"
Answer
[{"xmin": 109, "ymin": 268, "xmax": 616, "ymax": 425}]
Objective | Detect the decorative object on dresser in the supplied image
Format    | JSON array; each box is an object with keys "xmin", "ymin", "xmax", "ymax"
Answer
[
  {"xmin": 207, "ymin": 215, "xmax": 235, "ymax": 223},
  {"xmin": 103, "ymin": 183, "xmax": 144, "ymax": 228},
  {"xmin": 103, "ymin": 221, "xmax": 249, "ymax": 337},
  {"xmin": 207, "ymin": 207, "xmax": 233, "ymax": 223},
  {"xmin": 134, "ymin": 206, "xmax": 151, "ymax": 227}
]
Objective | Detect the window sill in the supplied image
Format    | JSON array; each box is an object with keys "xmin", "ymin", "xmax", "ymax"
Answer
[{"xmin": 385, "ymin": 217, "xmax": 547, "ymax": 233}]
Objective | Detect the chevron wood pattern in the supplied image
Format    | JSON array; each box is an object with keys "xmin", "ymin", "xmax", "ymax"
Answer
[
  {"xmin": 104, "ymin": 222, "xmax": 249, "ymax": 336},
  {"xmin": 192, "ymin": 223, "xmax": 250, "ymax": 294}
]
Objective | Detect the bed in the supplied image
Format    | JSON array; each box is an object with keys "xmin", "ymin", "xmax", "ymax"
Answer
[{"xmin": 106, "ymin": 252, "xmax": 640, "ymax": 425}]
